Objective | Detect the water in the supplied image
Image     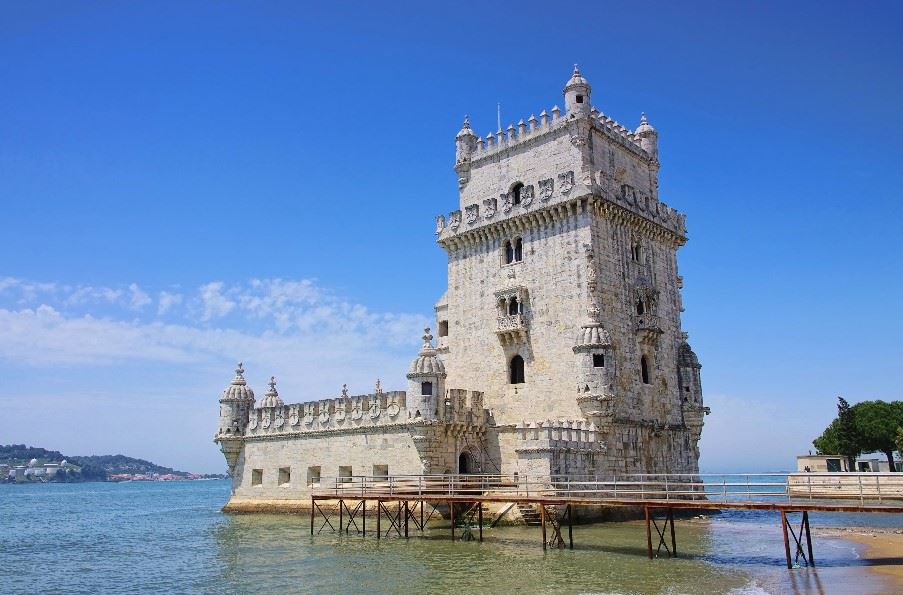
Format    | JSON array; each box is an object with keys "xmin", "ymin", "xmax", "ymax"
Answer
[{"xmin": 0, "ymin": 480, "xmax": 899, "ymax": 594}]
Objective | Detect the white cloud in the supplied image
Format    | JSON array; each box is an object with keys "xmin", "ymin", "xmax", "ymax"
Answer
[
  {"xmin": 198, "ymin": 281, "xmax": 235, "ymax": 321},
  {"xmin": 66, "ymin": 285, "xmax": 123, "ymax": 306},
  {"xmin": 157, "ymin": 291, "xmax": 182, "ymax": 315},
  {"xmin": 0, "ymin": 277, "xmax": 430, "ymax": 371},
  {"xmin": 128, "ymin": 283, "xmax": 152, "ymax": 310}
]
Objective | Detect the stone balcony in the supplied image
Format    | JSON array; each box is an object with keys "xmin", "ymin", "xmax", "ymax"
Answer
[
  {"xmin": 635, "ymin": 313, "xmax": 663, "ymax": 345},
  {"xmin": 496, "ymin": 313, "xmax": 528, "ymax": 344}
]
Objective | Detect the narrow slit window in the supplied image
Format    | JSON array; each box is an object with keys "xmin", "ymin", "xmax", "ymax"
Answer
[
  {"xmin": 641, "ymin": 355, "xmax": 650, "ymax": 384},
  {"xmin": 504, "ymin": 240, "xmax": 514, "ymax": 264},
  {"xmin": 514, "ymin": 238, "xmax": 523, "ymax": 262}
]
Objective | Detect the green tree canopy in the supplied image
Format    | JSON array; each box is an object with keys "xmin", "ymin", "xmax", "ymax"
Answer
[
  {"xmin": 852, "ymin": 400, "xmax": 903, "ymax": 471},
  {"xmin": 813, "ymin": 398, "xmax": 903, "ymax": 472}
]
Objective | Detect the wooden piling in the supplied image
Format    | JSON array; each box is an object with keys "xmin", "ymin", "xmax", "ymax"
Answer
[
  {"xmin": 780, "ymin": 511, "xmax": 791, "ymax": 569},
  {"xmin": 645, "ymin": 506, "xmax": 653, "ymax": 559},
  {"xmin": 567, "ymin": 504, "xmax": 573, "ymax": 550},
  {"xmin": 804, "ymin": 511, "xmax": 814, "ymax": 566},
  {"xmin": 540, "ymin": 505, "xmax": 547, "ymax": 551},
  {"xmin": 669, "ymin": 508, "xmax": 676, "ymax": 557},
  {"xmin": 478, "ymin": 501, "xmax": 483, "ymax": 542}
]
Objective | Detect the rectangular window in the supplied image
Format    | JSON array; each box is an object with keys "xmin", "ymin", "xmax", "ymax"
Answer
[
  {"xmin": 339, "ymin": 465, "xmax": 352, "ymax": 484},
  {"xmin": 307, "ymin": 466, "xmax": 321, "ymax": 487},
  {"xmin": 826, "ymin": 459, "xmax": 841, "ymax": 472},
  {"xmin": 278, "ymin": 467, "xmax": 291, "ymax": 486},
  {"xmin": 373, "ymin": 464, "xmax": 388, "ymax": 480},
  {"xmin": 251, "ymin": 469, "xmax": 263, "ymax": 486},
  {"xmin": 421, "ymin": 381, "xmax": 432, "ymax": 396},
  {"xmin": 592, "ymin": 353, "xmax": 604, "ymax": 368}
]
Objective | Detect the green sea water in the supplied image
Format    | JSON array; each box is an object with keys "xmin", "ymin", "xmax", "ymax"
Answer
[{"xmin": 1, "ymin": 480, "xmax": 899, "ymax": 594}]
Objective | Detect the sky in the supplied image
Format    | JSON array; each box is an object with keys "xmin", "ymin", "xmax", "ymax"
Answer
[{"xmin": 1, "ymin": 1, "xmax": 901, "ymax": 474}]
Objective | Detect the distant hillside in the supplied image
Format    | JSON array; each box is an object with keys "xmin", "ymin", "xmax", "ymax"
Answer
[
  {"xmin": 69, "ymin": 454, "xmax": 188, "ymax": 476},
  {"xmin": 0, "ymin": 444, "xmax": 207, "ymax": 481},
  {"xmin": 0, "ymin": 444, "xmax": 67, "ymax": 466}
]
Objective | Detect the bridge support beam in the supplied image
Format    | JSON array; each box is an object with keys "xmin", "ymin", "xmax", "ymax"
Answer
[
  {"xmin": 645, "ymin": 507, "xmax": 676, "ymax": 558},
  {"xmin": 781, "ymin": 510, "xmax": 815, "ymax": 569}
]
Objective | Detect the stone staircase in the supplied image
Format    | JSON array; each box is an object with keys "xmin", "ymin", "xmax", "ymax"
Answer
[{"xmin": 517, "ymin": 502, "xmax": 542, "ymax": 526}]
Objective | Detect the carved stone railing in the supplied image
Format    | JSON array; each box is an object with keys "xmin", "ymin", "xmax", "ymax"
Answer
[
  {"xmin": 635, "ymin": 313, "xmax": 661, "ymax": 332},
  {"xmin": 497, "ymin": 314, "xmax": 526, "ymax": 332}
]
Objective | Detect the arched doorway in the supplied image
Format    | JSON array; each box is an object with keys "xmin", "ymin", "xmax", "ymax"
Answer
[{"xmin": 458, "ymin": 451, "xmax": 473, "ymax": 474}]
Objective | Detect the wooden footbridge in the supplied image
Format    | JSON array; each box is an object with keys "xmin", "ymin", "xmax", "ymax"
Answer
[{"xmin": 310, "ymin": 472, "xmax": 903, "ymax": 569}]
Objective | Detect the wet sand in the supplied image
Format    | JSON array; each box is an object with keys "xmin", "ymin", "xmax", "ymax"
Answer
[{"xmin": 818, "ymin": 527, "xmax": 903, "ymax": 589}]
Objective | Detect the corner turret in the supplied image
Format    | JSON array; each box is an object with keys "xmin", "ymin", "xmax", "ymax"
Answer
[
  {"xmin": 406, "ymin": 328, "xmax": 446, "ymax": 420},
  {"xmin": 454, "ymin": 116, "xmax": 478, "ymax": 189},
  {"xmin": 215, "ymin": 362, "xmax": 256, "ymax": 474},
  {"xmin": 564, "ymin": 64, "xmax": 592, "ymax": 117},
  {"xmin": 635, "ymin": 112, "xmax": 658, "ymax": 160},
  {"xmin": 677, "ymin": 333, "xmax": 709, "ymax": 456}
]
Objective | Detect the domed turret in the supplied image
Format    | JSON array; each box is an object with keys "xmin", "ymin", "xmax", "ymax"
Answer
[
  {"xmin": 215, "ymin": 362, "xmax": 257, "ymax": 475},
  {"xmin": 573, "ymin": 305, "xmax": 615, "ymax": 402},
  {"xmin": 216, "ymin": 362, "xmax": 255, "ymax": 439},
  {"xmin": 258, "ymin": 376, "xmax": 284, "ymax": 408},
  {"xmin": 221, "ymin": 362, "xmax": 255, "ymax": 403},
  {"xmin": 563, "ymin": 64, "xmax": 592, "ymax": 117},
  {"xmin": 406, "ymin": 328, "xmax": 446, "ymax": 420},
  {"xmin": 635, "ymin": 112, "xmax": 658, "ymax": 160}
]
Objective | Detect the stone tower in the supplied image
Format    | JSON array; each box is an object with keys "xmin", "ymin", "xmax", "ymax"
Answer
[
  {"xmin": 434, "ymin": 65, "xmax": 708, "ymax": 476},
  {"xmin": 214, "ymin": 363, "xmax": 255, "ymax": 474}
]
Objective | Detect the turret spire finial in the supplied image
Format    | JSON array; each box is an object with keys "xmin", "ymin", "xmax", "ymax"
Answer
[
  {"xmin": 231, "ymin": 362, "xmax": 247, "ymax": 385},
  {"xmin": 267, "ymin": 376, "xmax": 277, "ymax": 394},
  {"xmin": 422, "ymin": 327, "xmax": 434, "ymax": 349},
  {"xmin": 641, "ymin": 112, "xmax": 647, "ymax": 124}
]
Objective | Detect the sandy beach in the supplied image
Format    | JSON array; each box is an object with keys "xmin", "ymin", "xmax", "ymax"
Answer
[{"xmin": 817, "ymin": 527, "xmax": 903, "ymax": 589}]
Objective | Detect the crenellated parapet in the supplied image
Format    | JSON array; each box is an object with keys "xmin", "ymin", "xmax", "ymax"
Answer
[
  {"xmin": 512, "ymin": 420, "xmax": 603, "ymax": 454},
  {"xmin": 245, "ymin": 390, "xmax": 409, "ymax": 439}
]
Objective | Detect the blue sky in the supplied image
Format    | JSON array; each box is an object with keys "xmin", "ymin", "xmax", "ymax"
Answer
[{"xmin": 1, "ymin": 1, "xmax": 901, "ymax": 473}]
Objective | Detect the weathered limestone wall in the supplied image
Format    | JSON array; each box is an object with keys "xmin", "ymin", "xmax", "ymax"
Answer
[
  {"xmin": 442, "ymin": 207, "xmax": 591, "ymax": 425},
  {"xmin": 227, "ymin": 425, "xmax": 424, "ymax": 507}
]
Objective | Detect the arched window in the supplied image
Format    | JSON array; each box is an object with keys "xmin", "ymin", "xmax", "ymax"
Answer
[
  {"xmin": 510, "ymin": 354, "xmax": 525, "ymax": 384},
  {"xmin": 636, "ymin": 299, "xmax": 645, "ymax": 315},
  {"xmin": 511, "ymin": 183, "xmax": 524, "ymax": 205},
  {"xmin": 504, "ymin": 240, "xmax": 514, "ymax": 264},
  {"xmin": 508, "ymin": 297, "xmax": 520, "ymax": 315},
  {"xmin": 514, "ymin": 238, "xmax": 523, "ymax": 262},
  {"xmin": 421, "ymin": 381, "xmax": 432, "ymax": 396},
  {"xmin": 641, "ymin": 355, "xmax": 650, "ymax": 384}
]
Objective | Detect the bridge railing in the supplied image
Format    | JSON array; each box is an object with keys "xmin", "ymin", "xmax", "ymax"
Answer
[{"xmin": 311, "ymin": 472, "xmax": 903, "ymax": 505}]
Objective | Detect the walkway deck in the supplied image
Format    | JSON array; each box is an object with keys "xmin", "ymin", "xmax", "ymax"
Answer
[{"xmin": 309, "ymin": 473, "xmax": 903, "ymax": 569}]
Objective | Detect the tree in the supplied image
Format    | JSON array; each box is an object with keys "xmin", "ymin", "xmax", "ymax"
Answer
[
  {"xmin": 813, "ymin": 396, "xmax": 861, "ymax": 471},
  {"xmin": 836, "ymin": 397, "xmax": 861, "ymax": 471},
  {"xmin": 852, "ymin": 400, "xmax": 903, "ymax": 472},
  {"xmin": 896, "ymin": 426, "xmax": 903, "ymax": 462}
]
